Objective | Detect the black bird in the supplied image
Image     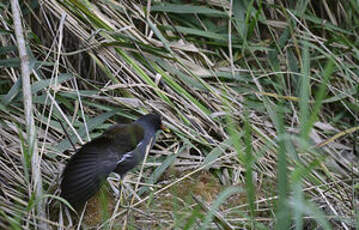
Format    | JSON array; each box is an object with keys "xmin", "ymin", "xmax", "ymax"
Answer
[{"xmin": 60, "ymin": 113, "xmax": 164, "ymax": 208}]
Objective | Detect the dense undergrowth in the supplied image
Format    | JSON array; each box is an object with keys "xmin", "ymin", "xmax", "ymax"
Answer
[{"xmin": 0, "ymin": 1, "xmax": 358, "ymax": 229}]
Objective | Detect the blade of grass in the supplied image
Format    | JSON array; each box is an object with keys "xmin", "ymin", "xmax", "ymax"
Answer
[
  {"xmin": 199, "ymin": 186, "xmax": 241, "ymax": 230},
  {"xmin": 299, "ymin": 41, "xmax": 311, "ymax": 149},
  {"xmin": 243, "ymin": 111, "xmax": 256, "ymax": 227},
  {"xmin": 273, "ymin": 104, "xmax": 291, "ymax": 230},
  {"xmin": 150, "ymin": 3, "xmax": 227, "ymax": 16}
]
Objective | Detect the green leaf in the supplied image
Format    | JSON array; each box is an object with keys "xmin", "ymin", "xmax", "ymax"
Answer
[
  {"xmin": 160, "ymin": 25, "xmax": 230, "ymax": 42},
  {"xmin": 202, "ymin": 138, "xmax": 232, "ymax": 169},
  {"xmin": 31, "ymin": 73, "xmax": 74, "ymax": 94},
  {"xmin": 151, "ymin": 3, "xmax": 226, "ymax": 16},
  {"xmin": 200, "ymin": 186, "xmax": 242, "ymax": 230},
  {"xmin": 2, "ymin": 78, "xmax": 21, "ymax": 105},
  {"xmin": 55, "ymin": 108, "xmax": 121, "ymax": 151},
  {"xmin": 0, "ymin": 58, "xmax": 20, "ymax": 68},
  {"xmin": 0, "ymin": 45, "xmax": 18, "ymax": 55},
  {"xmin": 148, "ymin": 152, "xmax": 177, "ymax": 184}
]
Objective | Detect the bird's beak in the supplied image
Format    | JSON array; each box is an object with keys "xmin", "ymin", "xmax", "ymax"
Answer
[{"xmin": 161, "ymin": 124, "xmax": 170, "ymax": 133}]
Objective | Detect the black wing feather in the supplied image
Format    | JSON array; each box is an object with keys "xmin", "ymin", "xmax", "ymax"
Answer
[{"xmin": 60, "ymin": 123, "xmax": 144, "ymax": 208}]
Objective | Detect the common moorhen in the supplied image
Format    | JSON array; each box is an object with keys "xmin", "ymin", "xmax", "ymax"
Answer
[{"xmin": 60, "ymin": 113, "xmax": 164, "ymax": 208}]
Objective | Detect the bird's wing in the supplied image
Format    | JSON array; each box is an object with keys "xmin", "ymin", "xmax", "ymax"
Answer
[
  {"xmin": 60, "ymin": 123, "xmax": 144, "ymax": 208},
  {"xmin": 103, "ymin": 123, "xmax": 144, "ymax": 152}
]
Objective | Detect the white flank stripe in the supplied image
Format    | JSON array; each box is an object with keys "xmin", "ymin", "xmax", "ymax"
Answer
[
  {"xmin": 116, "ymin": 140, "xmax": 143, "ymax": 164},
  {"xmin": 117, "ymin": 151, "xmax": 132, "ymax": 164}
]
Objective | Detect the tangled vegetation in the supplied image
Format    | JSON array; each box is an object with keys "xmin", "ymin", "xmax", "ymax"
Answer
[{"xmin": 0, "ymin": 0, "xmax": 358, "ymax": 229}]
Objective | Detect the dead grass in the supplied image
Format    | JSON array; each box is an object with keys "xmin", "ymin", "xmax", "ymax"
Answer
[{"xmin": 0, "ymin": 0, "xmax": 358, "ymax": 229}]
